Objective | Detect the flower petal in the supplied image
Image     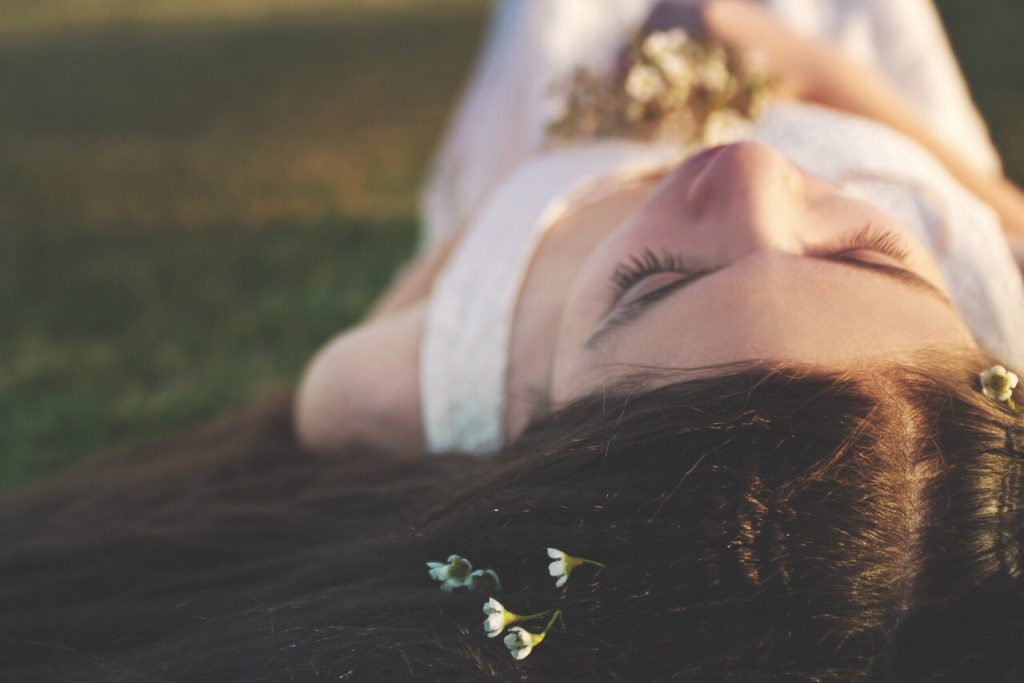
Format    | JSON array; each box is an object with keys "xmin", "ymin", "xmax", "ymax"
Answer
[
  {"xmin": 556, "ymin": 573, "xmax": 569, "ymax": 588},
  {"xmin": 483, "ymin": 597, "xmax": 502, "ymax": 615},
  {"xmin": 469, "ymin": 568, "xmax": 501, "ymax": 593},
  {"xmin": 547, "ymin": 547, "xmax": 564, "ymax": 559},
  {"xmin": 513, "ymin": 645, "xmax": 532, "ymax": 660},
  {"xmin": 485, "ymin": 613, "xmax": 505, "ymax": 637},
  {"xmin": 548, "ymin": 560, "xmax": 565, "ymax": 577}
]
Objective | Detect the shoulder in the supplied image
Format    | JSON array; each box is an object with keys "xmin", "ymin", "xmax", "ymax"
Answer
[{"xmin": 294, "ymin": 304, "xmax": 426, "ymax": 457}]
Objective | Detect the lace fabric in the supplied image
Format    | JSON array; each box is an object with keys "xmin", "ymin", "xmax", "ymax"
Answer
[{"xmin": 421, "ymin": 142, "xmax": 683, "ymax": 453}]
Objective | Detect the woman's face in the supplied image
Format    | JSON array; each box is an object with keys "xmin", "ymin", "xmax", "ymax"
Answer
[{"xmin": 551, "ymin": 142, "xmax": 976, "ymax": 403}]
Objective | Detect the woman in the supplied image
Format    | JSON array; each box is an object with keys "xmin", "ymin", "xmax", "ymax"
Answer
[
  {"xmin": 4, "ymin": 1, "xmax": 1024, "ymax": 680},
  {"xmin": 294, "ymin": 0, "xmax": 1024, "ymax": 458}
]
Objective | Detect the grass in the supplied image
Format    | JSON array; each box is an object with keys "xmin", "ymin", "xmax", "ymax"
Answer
[
  {"xmin": 0, "ymin": 0, "xmax": 483, "ymax": 38},
  {"xmin": 1, "ymin": 1, "xmax": 489, "ymax": 489},
  {"xmin": 2, "ymin": 0, "xmax": 1021, "ymax": 490}
]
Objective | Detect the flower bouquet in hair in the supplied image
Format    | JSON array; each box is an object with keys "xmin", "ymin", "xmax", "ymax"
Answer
[{"xmin": 547, "ymin": 28, "xmax": 772, "ymax": 148}]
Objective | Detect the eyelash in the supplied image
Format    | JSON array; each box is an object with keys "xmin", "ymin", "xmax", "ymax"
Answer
[{"xmin": 609, "ymin": 224, "xmax": 912, "ymax": 301}]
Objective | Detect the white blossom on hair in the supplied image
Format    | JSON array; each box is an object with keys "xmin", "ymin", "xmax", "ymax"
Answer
[
  {"xmin": 502, "ymin": 609, "xmax": 564, "ymax": 661},
  {"xmin": 981, "ymin": 365, "xmax": 1019, "ymax": 402},
  {"xmin": 426, "ymin": 554, "xmax": 473, "ymax": 592},
  {"xmin": 503, "ymin": 626, "xmax": 541, "ymax": 660},
  {"xmin": 469, "ymin": 568, "xmax": 502, "ymax": 593},
  {"xmin": 547, "ymin": 547, "xmax": 606, "ymax": 588},
  {"xmin": 483, "ymin": 598, "xmax": 553, "ymax": 638},
  {"xmin": 980, "ymin": 365, "xmax": 1023, "ymax": 414}
]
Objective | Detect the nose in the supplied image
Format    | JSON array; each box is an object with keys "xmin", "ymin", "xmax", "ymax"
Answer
[{"xmin": 679, "ymin": 141, "xmax": 810, "ymax": 257}]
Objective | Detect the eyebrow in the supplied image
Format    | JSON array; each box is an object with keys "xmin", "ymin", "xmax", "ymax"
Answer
[{"xmin": 583, "ymin": 255, "xmax": 954, "ymax": 351}]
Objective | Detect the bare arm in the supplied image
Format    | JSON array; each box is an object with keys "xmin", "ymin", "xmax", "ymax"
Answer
[
  {"xmin": 294, "ymin": 303, "xmax": 426, "ymax": 456},
  {"xmin": 364, "ymin": 229, "xmax": 463, "ymax": 322}
]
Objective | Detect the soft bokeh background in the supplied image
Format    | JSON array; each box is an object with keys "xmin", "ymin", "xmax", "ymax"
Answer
[{"xmin": 2, "ymin": 0, "xmax": 1022, "ymax": 490}]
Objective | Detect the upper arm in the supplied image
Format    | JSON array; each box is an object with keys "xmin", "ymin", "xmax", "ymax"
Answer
[
  {"xmin": 365, "ymin": 226, "xmax": 466, "ymax": 323},
  {"xmin": 294, "ymin": 304, "xmax": 426, "ymax": 457}
]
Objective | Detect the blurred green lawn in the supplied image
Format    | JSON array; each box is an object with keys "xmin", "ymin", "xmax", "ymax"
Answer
[{"xmin": 2, "ymin": 0, "xmax": 1022, "ymax": 490}]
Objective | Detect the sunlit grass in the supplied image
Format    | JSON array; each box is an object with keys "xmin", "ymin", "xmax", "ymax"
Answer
[
  {"xmin": 0, "ymin": 6, "xmax": 487, "ymax": 232},
  {"xmin": 0, "ymin": 218, "xmax": 414, "ymax": 486},
  {"xmin": 1, "ymin": 2, "xmax": 488, "ymax": 490}
]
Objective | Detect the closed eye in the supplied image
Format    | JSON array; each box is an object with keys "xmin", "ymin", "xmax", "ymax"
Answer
[{"xmin": 587, "ymin": 226, "xmax": 948, "ymax": 351}]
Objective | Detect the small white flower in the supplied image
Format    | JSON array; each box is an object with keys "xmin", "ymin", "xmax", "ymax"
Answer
[
  {"xmin": 547, "ymin": 547, "xmax": 606, "ymax": 588},
  {"xmin": 504, "ymin": 626, "xmax": 545, "ymax": 661},
  {"xmin": 702, "ymin": 110, "xmax": 749, "ymax": 146},
  {"xmin": 483, "ymin": 598, "xmax": 514, "ymax": 638},
  {"xmin": 425, "ymin": 554, "xmax": 473, "ymax": 591},
  {"xmin": 698, "ymin": 50, "xmax": 731, "ymax": 92},
  {"xmin": 981, "ymin": 365, "xmax": 1019, "ymax": 402},
  {"xmin": 642, "ymin": 29, "xmax": 689, "ymax": 61},
  {"xmin": 658, "ymin": 52, "xmax": 693, "ymax": 92},
  {"xmin": 469, "ymin": 568, "xmax": 502, "ymax": 593},
  {"xmin": 547, "ymin": 547, "xmax": 573, "ymax": 588},
  {"xmin": 482, "ymin": 598, "xmax": 552, "ymax": 638},
  {"xmin": 625, "ymin": 63, "xmax": 666, "ymax": 104}
]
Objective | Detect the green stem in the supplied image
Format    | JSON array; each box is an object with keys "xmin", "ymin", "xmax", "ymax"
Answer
[
  {"xmin": 541, "ymin": 609, "xmax": 563, "ymax": 635},
  {"xmin": 517, "ymin": 609, "xmax": 554, "ymax": 622},
  {"xmin": 581, "ymin": 559, "xmax": 607, "ymax": 568}
]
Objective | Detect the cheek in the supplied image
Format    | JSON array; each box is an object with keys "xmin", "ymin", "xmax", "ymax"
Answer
[
  {"xmin": 550, "ymin": 267, "xmax": 614, "ymax": 404},
  {"xmin": 548, "ymin": 345, "xmax": 595, "ymax": 406},
  {"xmin": 552, "ymin": 218, "xmax": 676, "ymax": 365}
]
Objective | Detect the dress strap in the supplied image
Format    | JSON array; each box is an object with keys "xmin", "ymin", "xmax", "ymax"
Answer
[{"xmin": 420, "ymin": 142, "xmax": 682, "ymax": 454}]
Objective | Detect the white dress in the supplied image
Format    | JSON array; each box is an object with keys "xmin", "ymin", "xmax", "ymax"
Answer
[{"xmin": 419, "ymin": 0, "xmax": 1024, "ymax": 454}]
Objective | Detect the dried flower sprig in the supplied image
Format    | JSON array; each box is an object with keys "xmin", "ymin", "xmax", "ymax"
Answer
[
  {"xmin": 503, "ymin": 610, "xmax": 565, "ymax": 660},
  {"xmin": 980, "ymin": 365, "xmax": 1023, "ymax": 413},
  {"xmin": 547, "ymin": 547, "xmax": 606, "ymax": 588},
  {"xmin": 547, "ymin": 28, "xmax": 772, "ymax": 148},
  {"xmin": 482, "ymin": 598, "xmax": 553, "ymax": 639}
]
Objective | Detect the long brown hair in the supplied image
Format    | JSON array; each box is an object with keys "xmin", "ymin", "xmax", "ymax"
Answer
[{"xmin": 2, "ymin": 351, "xmax": 1023, "ymax": 681}]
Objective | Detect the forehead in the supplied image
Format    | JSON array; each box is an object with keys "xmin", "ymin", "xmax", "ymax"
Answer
[{"xmin": 575, "ymin": 255, "xmax": 973, "ymax": 384}]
